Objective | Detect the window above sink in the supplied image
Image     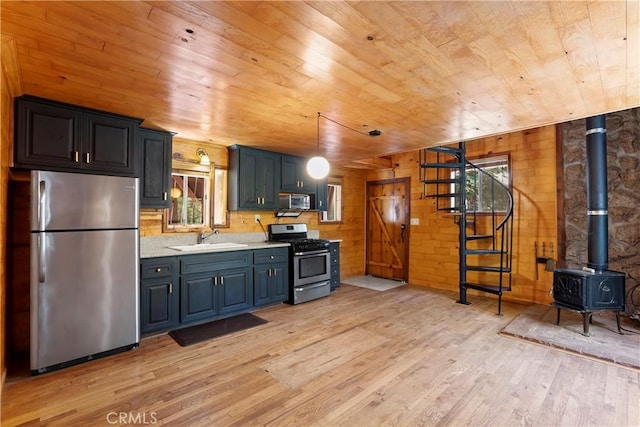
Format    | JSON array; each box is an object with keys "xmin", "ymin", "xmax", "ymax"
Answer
[{"xmin": 162, "ymin": 147, "xmax": 229, "ymax": 233}]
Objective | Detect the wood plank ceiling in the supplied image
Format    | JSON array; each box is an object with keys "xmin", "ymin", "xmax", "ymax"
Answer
[{"xmin": 1, "ymin": 1, "xmax": 639, "ymax": 167}]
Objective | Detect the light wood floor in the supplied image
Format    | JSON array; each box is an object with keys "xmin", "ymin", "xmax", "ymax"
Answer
[{"xmin": 2, "ymin": 284, "xmax": 639, "ymax": 426}]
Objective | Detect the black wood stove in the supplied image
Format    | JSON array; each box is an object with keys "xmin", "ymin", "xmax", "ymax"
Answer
[{"xmin": 552, "ymin": 115, "xmax": 625, "ymax": 336}]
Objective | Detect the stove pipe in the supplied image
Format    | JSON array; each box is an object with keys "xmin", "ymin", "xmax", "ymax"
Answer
[{"xmin": 585, "ymin": 115, "xmax": 608, "ymax": 272}]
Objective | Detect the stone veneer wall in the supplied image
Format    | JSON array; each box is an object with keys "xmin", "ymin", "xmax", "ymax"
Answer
[{"xmin": 562, "ymin": 108, "xmax": 640, "ymax": 314}]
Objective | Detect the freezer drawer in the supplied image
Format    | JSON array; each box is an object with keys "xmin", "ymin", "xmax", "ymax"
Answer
[{"xmin": 31, "ymin": 229, "xmax": 139, "ymax": 372}]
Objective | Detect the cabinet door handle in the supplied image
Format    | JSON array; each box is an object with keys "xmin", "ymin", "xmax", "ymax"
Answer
[
  {"xmin": 220, "ymin": 276, "xmax": 224, "ymax": 285},
  {"xmin": 163, "ymin": 192, "xmax": 167, "ymax": 201},
  {"xmin": 169, "ymin": 283, "xmax": 173, "ymax": 293},
  {"xmin": 273, "ymin": 269, "xmax": 277, "ymax": 277},
  {"xmin": 156, "ymin": 267, "xmax": 162, "ymax": 272},
  {"xmin": 268, "ymin": 268, "xmax": 272, "ymax": 277},
  {"xmin": 85, "ymin": 152, "xmax": 90, "ymax": 163},
  {"xmin": 73, "ymin": 151, "xmax": 79, "ymax": 163},
  {"xmin": 257, "ymin": 196, "xmax": 260, "ymax": 204}
]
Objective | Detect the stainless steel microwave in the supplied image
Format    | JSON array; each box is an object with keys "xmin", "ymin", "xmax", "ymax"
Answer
[{"xmin": 279, "ymin": 193, "xmax": 311, "ymax": 210}]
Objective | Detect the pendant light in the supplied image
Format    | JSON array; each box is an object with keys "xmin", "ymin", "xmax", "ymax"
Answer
[{"xmin": 307, "ymin": 112, "xmax": 330, "ymax": 179}]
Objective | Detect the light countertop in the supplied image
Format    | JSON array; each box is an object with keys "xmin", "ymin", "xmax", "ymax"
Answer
[
  {"xmin": 141, "ymin": 241, "xmax": 290, "ymax": 259},
  {"xmin": 139, "ymin": 231, "xmax": 337, "ymax": 259},
  {"xmin": 140, "ymin": 231, "xmax": 317, "ymax": 259}
]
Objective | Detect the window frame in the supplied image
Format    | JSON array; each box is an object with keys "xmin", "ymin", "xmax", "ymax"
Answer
[
  {"xmin": 162, "ymin": 149, "xmax": 230, "ymax": 233},
  {"xmin": 319, "ymin": 176, "xmax": 344, "ymax": 224},
  {"xmin": 164, "ymin": 168, "xmax": 211, "ymax": 231},
  {"xmin": 212, "ymin": 166, "xmax": 230, "ymax": 228}
]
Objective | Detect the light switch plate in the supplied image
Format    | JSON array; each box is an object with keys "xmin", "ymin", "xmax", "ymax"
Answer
[{"xmin": 410, "ymin": 218, "xmax": 419, "ymax": 225}]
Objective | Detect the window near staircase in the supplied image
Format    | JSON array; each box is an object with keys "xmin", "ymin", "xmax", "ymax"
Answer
[{"xmin": 450, "ymin": 154, "xmax": 510, "ymax": 213}]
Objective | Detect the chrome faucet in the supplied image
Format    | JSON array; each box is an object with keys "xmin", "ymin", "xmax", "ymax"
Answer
[{"xmin": 197, "ymin": 229, "xmax": 219, "ymax": 244}]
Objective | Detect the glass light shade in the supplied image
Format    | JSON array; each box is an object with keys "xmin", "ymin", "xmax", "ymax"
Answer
[
  {"xmin": 170, "ymin": 187, "xmax": 182, "ymax": 199},
  {"xmin": 197, "ymin": 148, "xmax": 211, "ymax": 165},
  {"xmin": 307, "ymin": 156, "xmax": 330, "ymax": 179}
]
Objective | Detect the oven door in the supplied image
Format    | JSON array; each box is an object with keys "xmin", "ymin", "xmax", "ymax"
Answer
[{"xmin": 292, "ymin": 250, "xmax": 331, "ymax": 286}]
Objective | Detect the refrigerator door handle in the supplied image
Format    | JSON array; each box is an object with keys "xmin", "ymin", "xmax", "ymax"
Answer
[
  {"xmin": 38, "ymin": 180, "xmax": 46, "ymax": 231},
  {"xmin": 38, "ymin": 234, "xmax": 46, "ymax": 283}
]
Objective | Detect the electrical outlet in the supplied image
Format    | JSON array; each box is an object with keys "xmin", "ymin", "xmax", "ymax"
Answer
[
  {"xmin": 410, "ymin": 218, "xmax": 419, "ymax": 225},
  {"xmin": 254, "ymin": 214, "xmax": 261, "ymax": 223}
]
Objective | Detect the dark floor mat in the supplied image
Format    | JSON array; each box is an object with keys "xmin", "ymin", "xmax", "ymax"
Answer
[{"xmin": 169, "ymin": 313, "xmax": 268, "ymax": 346}]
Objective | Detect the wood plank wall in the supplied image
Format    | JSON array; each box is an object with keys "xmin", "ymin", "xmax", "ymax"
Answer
[
  {"xmin": 140, "ymin": 137, "xmax": 368, "ymax": 279},
  {"xmin": 1, "ymin": 36, "xmax": 21, "ymax": 394},
  {"xmin": 366, "ymin": 126, "xmax": 558, "ymax": 305}
]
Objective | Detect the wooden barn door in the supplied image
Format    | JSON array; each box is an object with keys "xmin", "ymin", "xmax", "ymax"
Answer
[{"xmin": 366, "ymin": 178, "xmax": 410, "ymax": 282}]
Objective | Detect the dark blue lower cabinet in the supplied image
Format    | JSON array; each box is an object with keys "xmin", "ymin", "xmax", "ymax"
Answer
[
  {"xmin": 181, "ymin": 267, "xmax": 252, "ymax": 322},
  {"xmin": 219, "ymin": 268, "xmax": 253, "ymax": 314},
  {"xmin": 254, "ymin": 263, "xmax": 288, "ymax": 307},
  {"xmin": 141, "ymin": 279, "xmax": 179, "ymax": 333},
  {"xmin": 254, "ymin": 266, "xmax": 272, "ymax": 306},
  {"xmin": 141, "ymin": 248, "xmax": 285, "ymax": 335},
  {"xmin": 140, "ymin": 257, "xmax": 179, "ymax": 334},
  {"xmin": 180, "ymin": 274, "xmax": 218, "ymax": 323},
  {"xmin": 253, "ymin": 247, "xmax": 289, "ymax": 307},
  {"xmin": 330, "ymin": 242, "xmax": 341, "ymax": 291}
]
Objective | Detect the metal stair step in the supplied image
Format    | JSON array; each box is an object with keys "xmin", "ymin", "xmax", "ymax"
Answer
[
  {"xmin": 465, "ymin": 249, "xmax": 504, "ymax": 255},
  {"xmin": 467, "ymin": 234, "xmax": 493, "ymax": 240},
  {"xmin": 466, "ymin": 265, "xmax": 512, "ymax": 273},
  {"xmin": 420, "ymin": 162, "xmax": 464, "ymax": 168},
  {"xmin": 425, "ymin": 192, "xmax": 459, "ymax": 198},
  {"xmin": 451, "ymin": 216, "xmax": 476, "ymax": 224},
  {"xmin": 421, "ymin": 178, "xmax": 461, "ymax": 184},
  {"xmin": 427, "ymin": 146, "xmax": 463, "ymax": 155},
  {"xmin": 442, "ymin": 211, "xmax": 477, "ymax": 217},
  {"xmin": 462, "ymin": 282, "xmax": 511, "ymax": 295}
]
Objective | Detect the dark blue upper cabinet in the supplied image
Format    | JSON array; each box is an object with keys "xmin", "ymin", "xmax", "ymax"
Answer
[
  {"xmin": 14, "ymin": 95, "xmax": 142, "ymax": 177},
  {"xmin": 228, "ymin": 145, "xmax": 281, "ymax": 210},
  {"xmin": 139, "ymin": 128, "xmax": 172, "ymax": 208}
]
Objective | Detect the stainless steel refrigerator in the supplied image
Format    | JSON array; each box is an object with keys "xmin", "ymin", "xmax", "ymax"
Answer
[{"xmin": 30, "ymin": 170, "xmax": 140, "ymax": 374}]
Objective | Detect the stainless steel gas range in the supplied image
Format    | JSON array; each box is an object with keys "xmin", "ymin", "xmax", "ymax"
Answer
[{"xmin": 268, "ymin": 223, "xmax": 331, "ymax": 304}]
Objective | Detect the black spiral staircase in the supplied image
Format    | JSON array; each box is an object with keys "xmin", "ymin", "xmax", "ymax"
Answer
[{"xmin": 419, "ymin": 142, "xmax": 514, "ymax": 314}]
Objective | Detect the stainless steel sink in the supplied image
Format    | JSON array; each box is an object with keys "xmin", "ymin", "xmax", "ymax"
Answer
[{"xmin": 167, "ymin": 242, "xmax": 249, "ymax": 251}]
